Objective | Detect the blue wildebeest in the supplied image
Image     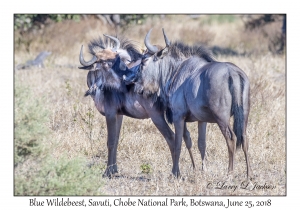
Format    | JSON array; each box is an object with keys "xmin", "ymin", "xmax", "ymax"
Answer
[
  {"xmin": 119, "ymin": 29, "xmax": 253, "ymax": 179},
  {"xmin": 78, "ymin": 35, "xmax": 195, "ymax": 177}
]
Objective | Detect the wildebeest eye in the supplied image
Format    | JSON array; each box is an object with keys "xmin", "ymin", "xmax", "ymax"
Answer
[
  {"xmin": 141, "ymin": 54, "xmax": 147, "ymax": 60},
  {"xmin": 141, "ymin": 60, "xmax": 148, "ymax": 67},
  {"xmin": 156, "ymin": 49, "xmax": 164, "ymax": 57}
]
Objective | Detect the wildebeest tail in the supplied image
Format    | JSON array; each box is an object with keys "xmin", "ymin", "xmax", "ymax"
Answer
[
  {"xmin": 229, "ymin": 74, "xmax": 244, "ymax": 149},
  {"xmin": 166, "ymin": 107, "xmax": 173, "ymax": 124}
]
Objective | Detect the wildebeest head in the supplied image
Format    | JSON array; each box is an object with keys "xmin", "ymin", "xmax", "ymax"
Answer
[
  {"xmin": 128, "ymin": 28, "xmax": 170, "ymax": 96},
  {"xmin": 79, "ymin": 35, "xmax": 122, "ymax": 71},
  {"xmin": 79, "ymin": 34, "xmax": 142, "ymax": 95}
]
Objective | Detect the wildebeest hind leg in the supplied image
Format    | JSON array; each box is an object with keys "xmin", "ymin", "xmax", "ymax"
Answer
[
  {"xmin": 172, "ymin": 117, "xmax": 185, "ymax": 178},
  {"xmin": 218, "ymin": 123, "xmax": 237, "ymax": 175},
  {"xmin": 242, "ymin": 132, "xmax": 253, "ymax": 179},
  {"xmin": 198, "ymin": 122, "xmax": 207, "ymax": 171}
]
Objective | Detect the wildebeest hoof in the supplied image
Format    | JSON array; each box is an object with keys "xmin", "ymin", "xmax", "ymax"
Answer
[
  {"xmin": 172, "ymin": 170, "xmax": 181, "ymax": 179},
  {"xmin": 247, "ymin": 171, "xmax": 255, "ymax": 181},
  {"xmin": 225, "ymin": 172, "xmax": 234, "ymax": 181},
  {"xmin": 102, "ymin": 165, "xmax": 118, "ymax": 178},
  {"xmin": 102, "ymin": 172, "xmax": 112, "ymax": 179},
  {"xmin": 102, "ymin": 169, "xmax": 113, "ymax": 178},
  {"xmin": 169, "ymin": 173, "xmax": 184, "ymax": 181},
  {"xmin": 202, "ymin": 163, "xmax": 207, "ymax": 172}
]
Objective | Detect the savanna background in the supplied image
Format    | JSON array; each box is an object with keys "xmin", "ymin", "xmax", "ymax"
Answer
[{"xmin": 14, "ymin": 14, "xmax": 286, "ymax": 196}]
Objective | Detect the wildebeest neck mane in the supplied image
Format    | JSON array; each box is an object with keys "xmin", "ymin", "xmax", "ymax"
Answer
[
  {"xmin": 168, "ymin": 41, "xmax": 216, "ymax": 62},
  {"xmin": 88, "ymin": 36, "xmax": 142, "ymax": 61}
]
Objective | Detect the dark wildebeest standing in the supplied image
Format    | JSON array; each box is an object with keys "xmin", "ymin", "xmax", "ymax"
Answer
[
  {"xmin": 121, "ymin": 29, "xmax": 253, "ymax": 179},
  {"xmin": 78, "ymin": 35, "xmax": 195, "ymax": 177}
]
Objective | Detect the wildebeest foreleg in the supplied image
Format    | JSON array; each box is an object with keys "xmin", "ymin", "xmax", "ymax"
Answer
[
  {"xmin": 151, "ymin": 114, "xmax": 195, "ymax": 170},
  {"xmin": 183, "ymin": 122, "xmax": 195, "ymax": 169},
  {"xmin": 150, "ymin": 114, "xmax": 175, "ymax": 167},
  {"xmin": 111, "ymin": 115, "xmax": 123, "ymax": 174},
  {"xmin": 103, "ymin": 112, "xmax": 120, "ymax": 178},
  {"xmin": 198, "ymin": 122, "xmax": 207, "ymax": 171},
  {"xmin": 172, "ymin": 117, "xmax": 185, "ymax": 178}
]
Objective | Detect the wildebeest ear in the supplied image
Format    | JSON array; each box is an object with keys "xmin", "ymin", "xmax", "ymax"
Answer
[
  {"xmin": 156, "ymin": 47, "xmax": 169, "ymax": 58},
  {"xmin": 161, "ymin": 47, "xmax": 169, "ymax": 55},
  {"xmin": 78, "ymin": 65, "xmax": 93, "ymax": 70}
]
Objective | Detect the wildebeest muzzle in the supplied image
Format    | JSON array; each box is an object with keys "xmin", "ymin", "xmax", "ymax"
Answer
[{"xmin": 110, "ymin": 56, "xmax": 141, "ymax": 85}]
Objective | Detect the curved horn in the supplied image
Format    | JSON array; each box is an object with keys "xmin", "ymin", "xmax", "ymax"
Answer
[
  {"xmin": 162, "ymin": 28, "xmax": 170, "ymax": 47},
  {"xmin": 103, "ymin": 34, "xmax": 120, "ymax": 52},
  {"xmin": 79, "ymin": 45, "xmax": 97, "ymax": 66},
  {"xmin": 144, "ymin": 28, "xmax": 159, "ymax": 54}
]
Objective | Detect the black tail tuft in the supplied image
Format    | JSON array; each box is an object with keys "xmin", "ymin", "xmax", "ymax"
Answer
[
  {"xmin": 166, "ymin": 107, "xmax": 173, "ymax": 124},
  {"xmin": 229, "ymin": 75, "xmax": 245, "ymax": 149},
  {"xmin": 233, "ymin": 103, "xmax": 244, "ymax": 149}
]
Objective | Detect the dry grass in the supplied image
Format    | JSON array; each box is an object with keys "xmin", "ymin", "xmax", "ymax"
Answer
[{"xmin": 14, "ymin": 15, "xmax": 285, "ymax": 196}]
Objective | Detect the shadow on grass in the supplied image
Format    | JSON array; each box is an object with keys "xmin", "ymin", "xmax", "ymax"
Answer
[{"xmin": 109, "ymin": 174, "xmax": 151, "ymax": 182}]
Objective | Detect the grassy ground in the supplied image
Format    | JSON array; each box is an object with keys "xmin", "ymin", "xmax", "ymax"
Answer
[{"xmin": 14, "ymin": 15, "xmax": 285, "ymax": 195}]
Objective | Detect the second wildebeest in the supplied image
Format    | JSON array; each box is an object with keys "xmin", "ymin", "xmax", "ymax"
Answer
[
  {"xmin": 78, "ymin": 34, "xmax": 195, "ymax": 177},
  {"xmin": 120, "ymin": 29, "xmax": 253, "ymax": 179}
]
